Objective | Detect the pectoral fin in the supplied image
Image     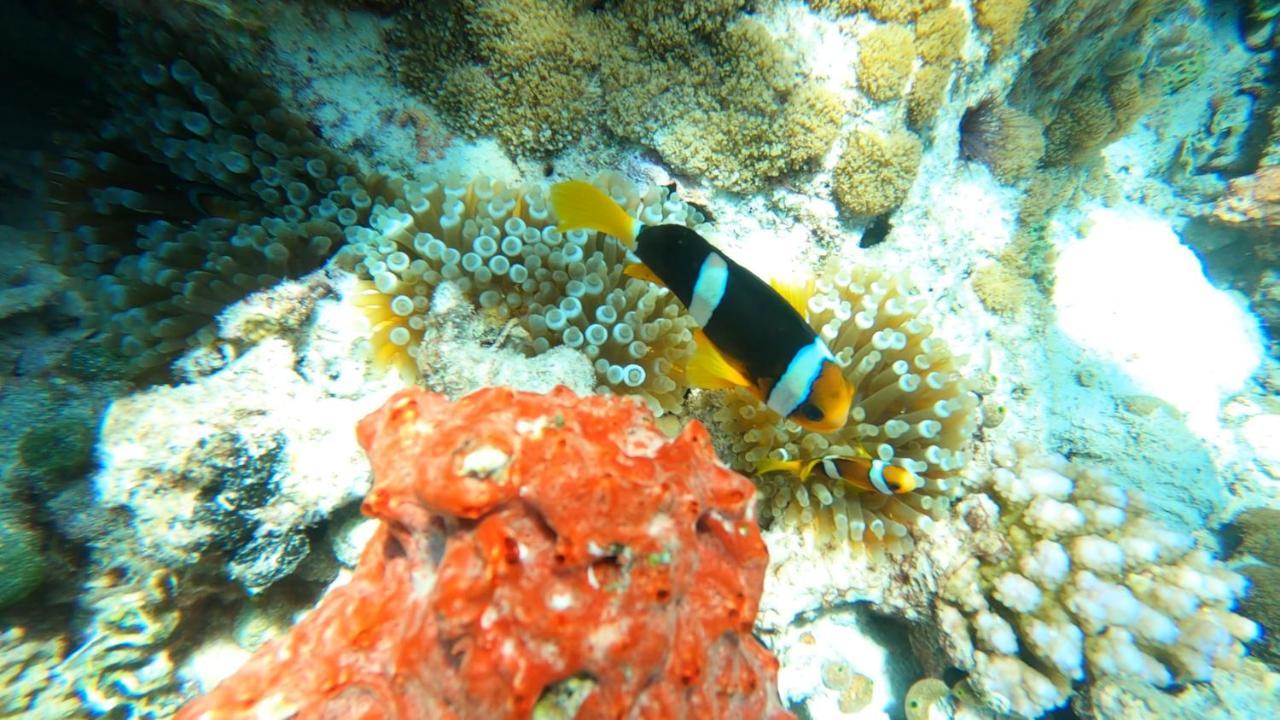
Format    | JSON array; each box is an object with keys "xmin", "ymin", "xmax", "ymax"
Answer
[{"xmin": 624, "ymin": 262, "xmax": 666, "ymax": 287}]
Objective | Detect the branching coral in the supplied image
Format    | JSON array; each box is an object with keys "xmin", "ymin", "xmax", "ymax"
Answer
[
  {"xmin": 932, "ymin": 445, "xmax": 1260, "ymax": 717},
  {"xmin": 960, "ymin": 98, "xmax": 1047, "ymax": 183},
  {"xmin": 340, "ymin": 171, "xmax": 700, "ymax": 412},
  {"xmin": 709, "ymin": 266, "xmax": 978, "ymax": 554},
  {"xmin": 46, "ymin": 20, "xmax": 379, "ymax": 373},
  {"xmin": 178, "ymin": 386, "xmax": 791, "ymax": 719},
  {"xmin": 833, "ymin": 128, "xmax": 924, "ymax": 216}
]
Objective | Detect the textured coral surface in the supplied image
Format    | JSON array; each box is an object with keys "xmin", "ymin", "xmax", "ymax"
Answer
[{"xmin": 178, "ymin": 386, "xmax": 789, "ymax": 719}]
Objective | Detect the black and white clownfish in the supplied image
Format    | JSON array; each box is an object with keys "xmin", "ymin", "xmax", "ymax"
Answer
[
  {"xmin": 550, "ymin": 180, "xmax": 853, "ymax": 434},
  {"xmin": 756, "ymin": 454, "xmax": 921, "ymax": 495}
]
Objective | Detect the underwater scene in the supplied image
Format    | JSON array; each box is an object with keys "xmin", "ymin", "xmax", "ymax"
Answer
[{"xmin": 1, "ymin": 0, "xmax": 1279, "ymax": 718}]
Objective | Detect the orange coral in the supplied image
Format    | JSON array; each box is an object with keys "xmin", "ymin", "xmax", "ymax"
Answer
[
  {"xmin": 1214, "ymin": 166, "xmax": 1280, "ymax": 229},
  {"xmin": 177, "ymin": 386, "xmax": 789, "ymax": 720}
]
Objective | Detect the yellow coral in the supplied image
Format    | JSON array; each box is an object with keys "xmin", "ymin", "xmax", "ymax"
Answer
[
  {"xmin": 1044, "ymin": 84, "xmax": 1117, "ymax": 165},
  {"xmin": 397, "ymin": 0, "xmax": 614, "ymax": 156},
  {"xmin": 973, "ymin": 0, "xmax": 1030, "ymax": 60},
  {"xmin": 710, "ymin": 267, "xmax": 978, "ymax": 554},
  {"xmin": 833, "ymin": 128, "xmax": 923, "ymax": 216},
  {"xmin": 907, "ymin": 64, "xmax": 952, "ymax": 129},
  {"xmin": 915, "ymin": 7, "xmax": 967, "ymax": 65},
  {"xmin": 400, "ymin": 3, "xmax": 840, "ymax": 190},
  {"xmin": 606, "ymin": 18, "xmax": 844, "ymax": 192},
  {"xmin": 858, "ymin": 24, "xmax": 917, "ymax": 102},
  {"xmin": 960, "ymin": 100, "xmax": 1046, "ymax": 182},
  {"xmin": 816, "ymin": 0, "xmax": 949, "ymax": 23},
  {"xmin": 971, "ymin": 262, "xmax": 1038, "ymax": 319}
]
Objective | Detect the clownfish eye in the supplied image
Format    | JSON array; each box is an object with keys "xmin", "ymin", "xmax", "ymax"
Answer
[{"xmin": 800, "ymin": 403, "xmax": 824, "ymax": 422}]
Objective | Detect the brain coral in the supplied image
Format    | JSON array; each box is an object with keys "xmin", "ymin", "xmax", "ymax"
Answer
[
  {"xmin": 710, "ymin": 267, "xmax": 978, "ymax": 554},
  {"xmin": 178, "ymin": 386, "xmax": 790, "ymax": 720},
  {"xmin": 341, "ymin": 171, "xmax": 701, "ymax": 412},
  {"xmin": 932, "ymin": 445, "xmax": 1261, "ymax": 717},
  {"xmin": 833, "ymin": 128, "xmax": 924, "ymax": 216}
]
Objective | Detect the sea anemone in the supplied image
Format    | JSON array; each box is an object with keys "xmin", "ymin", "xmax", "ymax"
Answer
[
  {"xmin": 710, "ymin": 266, "xmax": 979, "ymax": 555},
  {"xmin": 960, "ymin": 98, "xmax": 1046, "ymax": 183}
]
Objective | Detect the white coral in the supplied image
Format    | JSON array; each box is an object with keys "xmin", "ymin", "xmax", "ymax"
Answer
[{"xmin": 940, "ymin": 446, "xmax": 1263, "ymax": 718}]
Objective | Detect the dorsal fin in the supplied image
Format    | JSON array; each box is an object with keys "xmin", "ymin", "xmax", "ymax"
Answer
[{"xmin": 769, "ymin": 275, "xmax": 812, "ymax": 318}]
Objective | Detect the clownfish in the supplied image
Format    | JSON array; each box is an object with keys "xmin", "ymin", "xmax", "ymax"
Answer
[
  {"xmin": 756, "ymin": 454, "xmax": 921, "ymax": 495},
  {"xmin": 551, "ymin": 180, "xmax": 853, "ymax": 434}
]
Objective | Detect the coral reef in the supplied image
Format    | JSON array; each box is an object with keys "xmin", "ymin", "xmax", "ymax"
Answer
[
  {"xmin": 46, "ymin": 19, "xmax": 379, "ymax": 373},
  {"xmin": 0, "ymin": 503, "xmax": 45, "ymax": 608},
  {"xmin": 1233, "ymin": 507, "xmax": 1279, "ymax": 671},
  {"xmin": 907, "ymin": 64, "xmax": 953, "ymax": 130},
  {"xmin": 924, "ymin": 445, "xmax": 1260, "ymax": 717},
  {"xmin": 0, "ymin": 628, "xmax": 80, "ymax": 716},
  {"xmin": 710, "ymin": 266, "xmax": 978, "ymax": 554},
  {"xmin": 93, "ymin": 337, "xmax": 377, "ymax": 594},
  {"xmin": 178, "ymin": 386, "xmax": 790, "ymax": 719},
  {"xmin": 0, "ymin": 227, "xmax": 65, "ymax": 321},
  {"xmin": 833, "ymin": 128, "xmax": 924, "ymax": 217},
  {"xmin": 810, "ymin": 0, "xmax": 949, "ymax": 24},
  {"xmin": 960, "ymin": 98, "xmax": 1047, "ymax": 183},
  {"xmin": 402, "ymin": 0, "xmax": 607, "ymax": 157},
  {"xmin": 857, "ymin": 23, "xmax": 916, "ymax": 102},
  {"xmin": 411, "ymin": 281, "xmax": 598, "ymax": 401},
  {"xmin": 397, "ymin": 4, "xmax": 842, "ymax": 191},
  {"xmin": 973, "ymin": 0, "xmax": 1030, "ymax": 60},
  {"xmin": 1239, "ymin": 564, "xmax": 1279, "ymax": 670},
  {"xmin": 1214, "ymin": 166, "xmax": 1280, "ymax": 229},
  {"xmin": 339, "ymin": 171, "xmax": 700, "ymax": 411},
  {"xmin": 914, "ymin": 7, "xmax": 966, "ymax": 65},
  {"xmin": 603, "ymin": 17, "xmax": 844, "ymax": 192},
  {"xmin": 1234, "ymin": 507, "xmax": 1280, "ymax": 566}
]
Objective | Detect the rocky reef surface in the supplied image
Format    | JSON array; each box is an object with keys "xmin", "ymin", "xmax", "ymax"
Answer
[{"xmin": 1, "ymin": 0, "xmax": 1279, "ymax": 718}]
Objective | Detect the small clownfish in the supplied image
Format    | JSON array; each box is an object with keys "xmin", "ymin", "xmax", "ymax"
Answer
[
  {"xmin": 550, "ymin": 180, "xmax": 854, "ymax": 434},
  {"xmin": 756, "ymin": 453, "xmax": 921, "ymax": 495}
]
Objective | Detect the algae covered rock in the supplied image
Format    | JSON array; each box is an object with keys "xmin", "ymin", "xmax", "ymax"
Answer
[
  {"xmin": 179, "ymin": 386, "xmax": 790, "ymax": 719},
  {"xmin": 0, "ymin": 507, "xmax": 45, "ymax": 608}
]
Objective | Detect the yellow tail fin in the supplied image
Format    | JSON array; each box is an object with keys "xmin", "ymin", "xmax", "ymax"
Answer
[{"xmin": 550, "ymin": 180, "xmax": 640, "ymax": 248}]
